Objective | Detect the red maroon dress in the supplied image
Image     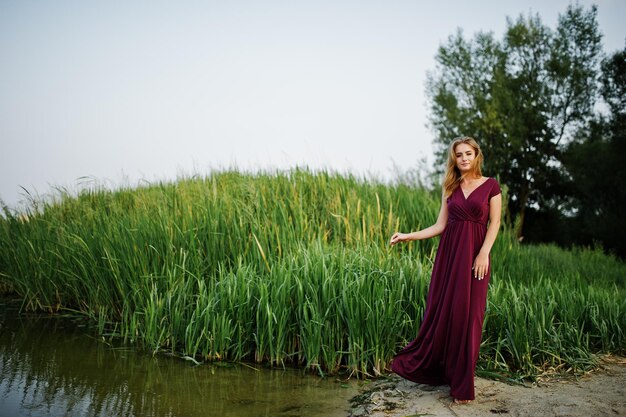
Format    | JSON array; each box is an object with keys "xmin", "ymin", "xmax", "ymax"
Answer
[{"xmin": 391, "ymin": 177, "xmax": 501, "ymax": 401}]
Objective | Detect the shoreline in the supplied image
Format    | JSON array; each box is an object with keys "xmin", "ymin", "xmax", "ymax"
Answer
[{"xmin": 348, "ymin": 356, "xmax": 626, "ymax": 417}]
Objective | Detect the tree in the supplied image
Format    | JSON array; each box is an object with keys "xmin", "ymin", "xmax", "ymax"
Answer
[
  {"xmin": 426, "ymin": 5, "xmax": 602, "ymax": 237},
  {"xmin": 561, "ymin": 46, "xmax": 626, "ymax": 257}
]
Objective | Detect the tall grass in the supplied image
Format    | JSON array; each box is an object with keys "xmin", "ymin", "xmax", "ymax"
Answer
[{"xmin": 0, "ymin": 169, "xmax": 624, "ymax": 378}]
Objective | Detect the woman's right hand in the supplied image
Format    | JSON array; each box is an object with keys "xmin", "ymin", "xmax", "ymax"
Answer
[{"xmin": 390, "ymin": 232, "xmax": 409, "ymax": 246}]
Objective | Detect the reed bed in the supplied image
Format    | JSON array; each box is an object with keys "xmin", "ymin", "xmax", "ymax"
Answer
[{"xmin": 0, "ymin": 169, "xmax": 624, "ymax": 379}]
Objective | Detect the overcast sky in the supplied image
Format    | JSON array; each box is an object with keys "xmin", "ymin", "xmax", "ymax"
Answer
[{"xmin": 1, "ymin": 0, "xmax": 624, "ymax": 209}]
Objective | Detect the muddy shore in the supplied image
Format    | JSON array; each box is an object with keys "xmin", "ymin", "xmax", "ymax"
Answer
[{"xmin": 348, "ymin": 356, "xmax": 626, "ymax": 417}]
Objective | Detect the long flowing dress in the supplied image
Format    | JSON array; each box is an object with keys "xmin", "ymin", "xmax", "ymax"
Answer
[{"xmin": 391, "ymin": 177, "xmax": 501, "ymax": 401}]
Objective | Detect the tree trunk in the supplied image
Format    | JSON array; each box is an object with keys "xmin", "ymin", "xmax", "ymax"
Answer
[{"xmin": 516, "ymin": 182, "xmax": 530, "ymax": 240}]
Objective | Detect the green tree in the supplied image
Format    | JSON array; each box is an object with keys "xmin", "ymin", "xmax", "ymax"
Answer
[
  {"xmin": 562, "ymin": 46, "xmax": 626, "ymax": 257},
  {"xmin": 426, "ymin": 4, "xmax": 602, "ymax": 237}
]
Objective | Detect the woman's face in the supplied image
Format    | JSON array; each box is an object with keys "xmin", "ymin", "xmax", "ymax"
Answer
[{"xmin": 454, "ymin": 143, "xmax": 476, "ymax": 173}]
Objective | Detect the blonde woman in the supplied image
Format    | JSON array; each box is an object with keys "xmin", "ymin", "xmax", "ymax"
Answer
[{"xmin": 390, "ymin": 137, "xmax": 502, "ymax": 404}]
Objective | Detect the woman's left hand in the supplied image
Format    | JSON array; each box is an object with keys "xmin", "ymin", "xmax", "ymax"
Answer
[{"xmin": 472, "ymin": 251, "xmax": 489, "ymax": 280}]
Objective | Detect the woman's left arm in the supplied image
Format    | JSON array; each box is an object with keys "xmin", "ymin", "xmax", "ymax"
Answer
[{"xmin": 472, "ymin": 193, "xmax": 502, "ymax": 280}]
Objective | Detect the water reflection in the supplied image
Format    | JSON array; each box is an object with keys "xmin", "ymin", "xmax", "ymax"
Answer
[{"xmin": 0, "ymin": 300, "xmax": 358, "ymax": 417}]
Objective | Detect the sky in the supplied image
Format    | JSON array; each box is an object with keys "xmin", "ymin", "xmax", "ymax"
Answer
[{"xmin": 1, "ymin": 0, "xmax": 624, "ymax": 209}]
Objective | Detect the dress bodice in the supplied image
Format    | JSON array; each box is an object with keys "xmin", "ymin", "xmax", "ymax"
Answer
[{"xmin": 447, "ymin": 178, "xmax": 500, "ymax": 227}]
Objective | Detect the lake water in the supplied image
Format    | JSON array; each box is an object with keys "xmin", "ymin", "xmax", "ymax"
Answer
[{"xmin": 0, "ymin": 299, "xmax": 360, "ymax": 417}]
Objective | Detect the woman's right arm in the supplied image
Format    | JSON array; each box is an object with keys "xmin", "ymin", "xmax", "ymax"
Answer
[{"xmin": 389, "ymin": 191, "xmax": 448, "ymax": 245}]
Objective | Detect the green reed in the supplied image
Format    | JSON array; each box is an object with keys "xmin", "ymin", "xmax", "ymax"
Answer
[{"xmin": 0, "ymin": 168, "xmax": 624, "ymax": 379}]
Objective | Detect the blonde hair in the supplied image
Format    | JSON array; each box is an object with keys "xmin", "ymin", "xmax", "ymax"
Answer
[{"xmin": 443, "ymin": 136, "xmax": 483, "ymax": 198}]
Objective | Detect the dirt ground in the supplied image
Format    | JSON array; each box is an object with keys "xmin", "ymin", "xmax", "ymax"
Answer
[{"xmin": 348, "ymin": 356, "xmax": 626, "ymax": 417}]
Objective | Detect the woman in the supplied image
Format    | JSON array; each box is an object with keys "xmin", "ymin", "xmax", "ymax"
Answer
[{"xmin": 389, "ymin": 137, "xmax": 502, "ymax": 404}]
